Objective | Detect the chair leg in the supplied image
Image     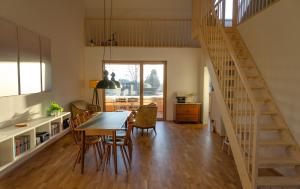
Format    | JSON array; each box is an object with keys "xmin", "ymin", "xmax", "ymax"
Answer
[
  {"xmin": 123, "ymin": 146, "xmax": 131, "ymax": 166},
  {"xmin": 106, "ymin": 145, "xmax": 111, "ymax": 165},
  {"xmin": 101, "ymin": 145, "xmax": 109, "ymax": 172},
  {"xmin": 96, "ymin": 143, "xmax": 103, "ymax": 163},
  {"xmin": 141, "ymin": 129, "xmax": 144, "ymax": 136},
  {"xmin": 92, "ymin": 145, "xmax": 99, "ymax": 171},
  {"xmin": 120, "ymin": 146, "xmax": 128, "ymax": 172},
  {"xmin": 73, "ymin": 148, "xmax": 81, "ymax": 171},
  {"xmin": 153, "ymin": 127, "xmax": 157, "ymax": 134}
]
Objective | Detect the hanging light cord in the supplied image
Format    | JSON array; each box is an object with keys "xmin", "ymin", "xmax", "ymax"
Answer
[
  {"xmin": 109, "ymin": 0, "xmax": 113, "ymax": 60},
  {"xmin": 102, "ymin": 0, "xmax": 106, "ymax": 62}
]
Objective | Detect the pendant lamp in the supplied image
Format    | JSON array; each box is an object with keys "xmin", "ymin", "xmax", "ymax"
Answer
[
  {"xmin": 96, "ymin": 0, "xmax": 120, "ymax": 89},
  {"xmin": 110, "ymin": 72, "xmax": 121, "ymax": 88},
  {"xmin": 96, "ymin": 70, "xmax": 116, "ymax": 89}
]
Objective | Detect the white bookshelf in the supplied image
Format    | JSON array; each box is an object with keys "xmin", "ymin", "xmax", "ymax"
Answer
[{"xmin": 0, "ymin": 112, "xmax": 71, "ymax": 176}]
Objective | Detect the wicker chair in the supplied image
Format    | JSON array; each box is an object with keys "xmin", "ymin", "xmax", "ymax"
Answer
[
  {"xmin": 132, "ymin": 103, "xmax": 158, "ymax": 135},
  {"xmin": 70, "ymin": 100, "xmax": 101, "ymax": 118}
]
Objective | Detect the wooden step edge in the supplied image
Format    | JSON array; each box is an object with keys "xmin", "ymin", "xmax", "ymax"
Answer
[
  {"xmin": 257, "ymin": 176, "xmax": 300, "ymax": 186},
  {"xmin": 233, "ymin": 125, "xmax": 287, "ymax": 132},
  {"xmin": 261, "ymin": 111, "xmax": 277, "ymax": 116},
  {"xmin": 240, "ymin": 139, "xmax": 294, "ymax": 146},
  {"xmin": 258, "ymin": 157, "xmax": 300, "ymax": 167},
  {"xmin": 251, "ymin": 86, "xmax": 265, "ymax": 90},
  {"xmin": 225, "ymin": 98, "xmax": 271, "ymax": 104},
  {"xmin": 258, "ymin": 139, "xmax": 294, "ymax": 146},
  {"xmin": 260, "ymin": 125, "xmax": 287, "ymax": 131},
  {"xmin": 246, "ymin": 75, "xmax": 260, "ymax": 79}
]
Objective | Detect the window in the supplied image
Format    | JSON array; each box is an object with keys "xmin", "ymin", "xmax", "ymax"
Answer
[
  {"xmin": 0, "ymin": 19, "xmax": 19, "ymax": 96},
  {"xmin": 0, "ymin": 18, "xmax": 52, "ymax": 97}
]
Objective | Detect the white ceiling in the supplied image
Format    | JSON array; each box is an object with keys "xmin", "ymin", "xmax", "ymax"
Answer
[{"xmin": 84, "ymin": 0, "xmax": 192, "ymax": 19}]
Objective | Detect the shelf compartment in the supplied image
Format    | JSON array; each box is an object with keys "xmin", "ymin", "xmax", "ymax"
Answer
[
  {"xmin": 0, "ymin": 138, "xmax": 14, "ymax": 168},
  {"xmin": 14, "ymin": 129, "xmax": 35, "ymax": 158},
  {"xmin": 35, "ymin": 123, "xmax": 51, "ymax": 146}
]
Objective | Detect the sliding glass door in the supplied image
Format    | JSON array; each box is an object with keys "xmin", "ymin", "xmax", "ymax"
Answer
[
  {"xmin": 143, "ymin": 64, "xmax": 165, "ymax": 119},
  {"xmin": 104, "ymin": 61, "xmax": 166, "ymax": 120}
]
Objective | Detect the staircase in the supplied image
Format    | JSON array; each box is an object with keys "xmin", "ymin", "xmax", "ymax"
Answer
[{"xmin": 192, "ymin": 0, "xmax": 300, "ymax": 188}]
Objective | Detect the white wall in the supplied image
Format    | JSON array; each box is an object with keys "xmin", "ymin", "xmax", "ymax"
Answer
[
  {"xmin": 84, "ymin": 47, "xmax": 203, "ymax": 120},
  {"xmin": 238, "ymin": 0, "xmax": 300, "ymax": 143},
  {"xmin": 0, "ymin": 0, "xmax": 85, "ymax": 128}
]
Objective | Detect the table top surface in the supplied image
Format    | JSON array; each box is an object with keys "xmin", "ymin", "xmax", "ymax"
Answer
[{"xmin": 76, "ymin": 111, "xmax": 131, "ymax": 131}]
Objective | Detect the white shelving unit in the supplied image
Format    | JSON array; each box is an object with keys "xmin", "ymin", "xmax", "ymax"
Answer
[{"xmin": 0, "ymin": 112, "xmax": 71, "ymax": 176}]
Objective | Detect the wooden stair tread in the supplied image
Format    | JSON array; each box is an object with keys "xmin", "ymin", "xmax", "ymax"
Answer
[
  {"xmin": 258, "ymin": 157, "xmax": 300, "ymax": 166},
  {"xmin": 241, "ymin": 139, "xmax": 293, "ymax": 146},
  {"xmin": 225, "ymin": 98, "xmax": 271, "ymax": 104},
  {"xmin": 251, "ymin": 86, "xmax": 265, "ymax": 89},
  {"xmin": 231, "ymin": 111, "xmax": 276, "ymax": 116},
  {"xmin": 260, "ymin": 125, "xmax": 287, "ymax": 131},
  {"xmin": 246, "ymin": 75, "xmax": 260, "ymax": 79},
  {"xmin": 259, "ymin": 139, "xmax": 293, "ymax": 146},
  {"xmin": 261, "ymin": 111, "xmax": 277, "ymax": 116},
  {"xmin": 257, "ymin": 176, "xmax": 300, "ymax": 186}
]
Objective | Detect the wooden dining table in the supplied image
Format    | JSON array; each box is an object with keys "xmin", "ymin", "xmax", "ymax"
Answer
[{"xmin": 75, "ymin": 111, "xmax": 131, "ymax": 174}]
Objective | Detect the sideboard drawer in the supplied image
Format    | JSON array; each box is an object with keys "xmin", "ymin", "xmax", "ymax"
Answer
[
  {"xmin": 176, "ymin": 105, "xmax": 199, "ymax": 115},
  {"xmin": 174, "ymin": 103, "xmax": 201, "ymax": 123},
  {"xmin": 176, "ymin": 115, "xmax": 199, "ymax": 122}
]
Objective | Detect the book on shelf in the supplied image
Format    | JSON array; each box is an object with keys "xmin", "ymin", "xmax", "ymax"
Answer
[
  {"xmin": 36, "ymin": 132, "xmax": 50, "ymax": 146},
  {"xmin": 63, "ymin": 118, "xmax": 70, "ymax": 130},
  {"xmin": 51, "ymin": 122, "xmax": 60, "ymax": 136},
  {"xmin": 15, "ymin": 135, "xmax": 30, "ymax": 156}
]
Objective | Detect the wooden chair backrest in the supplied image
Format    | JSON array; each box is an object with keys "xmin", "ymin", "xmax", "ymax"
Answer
[{"xmin": 68, "ymin": 118, "xmax": 80, "ymax": 145}]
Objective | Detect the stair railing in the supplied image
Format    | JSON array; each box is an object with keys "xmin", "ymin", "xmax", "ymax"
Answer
[
  {"xmin": 238, "ymin": 0, "xmax": 280, "ymax": 24},
  {"xmin": 195, "ymin": 0, "xmax": 260, "ymax": 188}
]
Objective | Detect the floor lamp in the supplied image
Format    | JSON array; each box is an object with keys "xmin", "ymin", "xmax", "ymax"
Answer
[{"xmin": 89, "ymin": 80, "xmax": 100, "ymax": 106}]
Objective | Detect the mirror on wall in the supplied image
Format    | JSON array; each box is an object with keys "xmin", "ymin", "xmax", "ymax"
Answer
[{"xmin": 0, "ymin": 17, "xmax": 52, "ymax": 97}]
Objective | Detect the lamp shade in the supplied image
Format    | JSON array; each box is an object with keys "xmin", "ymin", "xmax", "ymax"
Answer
[
  {"xmin": 96, "ymin": 70, "xmax": 116, "ymax": 89},
  {"xmin": 89, "ymin": 80, "xmax": 99, "ymax": 88},
  {"xmin": 111, "ymin": 72, "xmax": 121, "ymax": 88}
]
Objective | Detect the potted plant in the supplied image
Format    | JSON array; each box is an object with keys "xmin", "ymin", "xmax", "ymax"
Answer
[{"xmin": 47, "ymin": 102, "xmax": 64, "ymax": 116}]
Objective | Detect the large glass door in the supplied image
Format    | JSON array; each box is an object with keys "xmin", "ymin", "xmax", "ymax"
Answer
[
  {"xmin": 104, "ymin": 61, "xmax": 166, "ymax": 120},
  {"xmin": 143, "ymin": 64, "xmax": 165, "ymax": 119}
]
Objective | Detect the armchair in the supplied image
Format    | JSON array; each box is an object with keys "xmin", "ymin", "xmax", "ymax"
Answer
[{"xmin": 132, "ymin": 103, "xmax": 158, "ymax": 135}]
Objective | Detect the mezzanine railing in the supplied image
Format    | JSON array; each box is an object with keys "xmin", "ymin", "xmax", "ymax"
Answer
[{"xmin": 85, "ymin": 18, "xmax": 200, "ymax": 48}]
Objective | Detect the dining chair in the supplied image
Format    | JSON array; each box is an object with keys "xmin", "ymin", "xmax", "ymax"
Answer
[
  {"xmin": 102, "ymin": 123, "xmax": 133, "ymax": 173},
  {"xmin": 69, "ymin": 118, "xmax": 103, "ymax": 172}
]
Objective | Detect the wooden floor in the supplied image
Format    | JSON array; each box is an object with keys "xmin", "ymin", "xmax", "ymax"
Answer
[{"xmin": 0, "ymin": 122, "xmax": 242, "ymax": 189}]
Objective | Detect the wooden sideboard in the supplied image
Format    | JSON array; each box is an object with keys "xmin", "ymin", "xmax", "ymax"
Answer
[{"xmin": 174, "ymin": 103, "xmax": 201, "ymax": 123}]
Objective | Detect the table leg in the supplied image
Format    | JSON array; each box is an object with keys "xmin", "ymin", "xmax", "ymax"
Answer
[
  {"xmin": 81, "ymin": 131, "xmax": 86, "ymax": 174},
  {"xmin": 113, "ymin": 132, "xmax": 118, "ymax": 175}
]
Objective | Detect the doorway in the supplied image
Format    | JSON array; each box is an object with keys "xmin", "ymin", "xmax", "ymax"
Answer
[{"xmin": 103, "ymin": 60, "xmax": 167, "ymax": 120}]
